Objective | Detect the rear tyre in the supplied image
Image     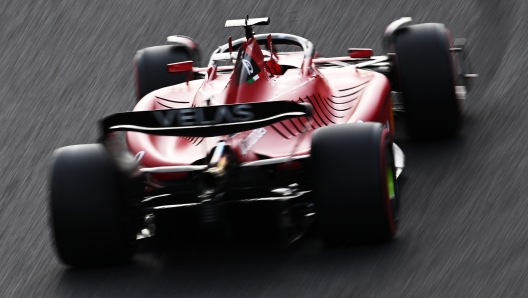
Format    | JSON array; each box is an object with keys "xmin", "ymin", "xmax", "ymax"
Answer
[
  {"xmin": 393, "ymin": 23, "xmax": 461, "ymax": 139},
  {"xmin": 50, "ymin": 144, "xmax": 137, "ymax": 267},
  {"xmin": 134, "ymin": 45, "xmax": 193, "ymax": 100},
  {"xmin": 312, "ymin": 123, "xmax": 400, "ymax": 245}
]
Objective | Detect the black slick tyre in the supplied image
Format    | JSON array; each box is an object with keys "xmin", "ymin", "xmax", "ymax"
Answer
[
  {"xmin": 134, "ymin": 45, "xmax": 193, "ymax": 100},
  {"xmin": 393, "ymin": 23, "xmax": 461, "ymax": 139},
  {"xmin": 50, "ymin": 144, "xmax": 136, "ymax": 267},
  {"xmin": 312, "ymin": 123, "xmax": 400, "ymax": 245}
]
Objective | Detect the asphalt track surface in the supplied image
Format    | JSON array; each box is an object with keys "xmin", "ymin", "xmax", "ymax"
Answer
[{"xmin": 1, "ymin": 0, "xmax": 528, "ymax": 297}]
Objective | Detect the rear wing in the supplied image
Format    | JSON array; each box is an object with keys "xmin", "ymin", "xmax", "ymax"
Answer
[{"xmin": 101, "ymin": 101, "xmax": 311, "ymax": 138}]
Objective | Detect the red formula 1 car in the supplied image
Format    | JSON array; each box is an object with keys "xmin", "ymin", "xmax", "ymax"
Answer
[{"xmin": 50, "ymin": 17, "xmax": 474, "ymax": 267}]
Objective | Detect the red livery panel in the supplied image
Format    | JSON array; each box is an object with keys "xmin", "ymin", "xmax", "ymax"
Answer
[{"xmin": 127, "ymin": 36, "xmax": 392, "ymax": 175}]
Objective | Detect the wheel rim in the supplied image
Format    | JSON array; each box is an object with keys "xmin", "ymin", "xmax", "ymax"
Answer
[
  {"xmin": 387, "ymin": 164, "xmax": 396, "ymax": 200},
  {"xmin": 387, "ymin": 145, "xmax": 400, "ymax": 224}
]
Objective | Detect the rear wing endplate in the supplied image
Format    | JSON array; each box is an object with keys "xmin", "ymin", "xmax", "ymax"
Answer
[{"xmin": 101, "ymin": 101, "xmax": 311, "ymax": 138}]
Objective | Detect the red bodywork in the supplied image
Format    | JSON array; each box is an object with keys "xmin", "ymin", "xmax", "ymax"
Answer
[{"xmin": 127, "ymin": 36, "xmax": 393, "ymax": 180}]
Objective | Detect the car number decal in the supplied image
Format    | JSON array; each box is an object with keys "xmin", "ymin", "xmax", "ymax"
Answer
[{"xmin": 240, "ymin": 128, "xmax": 267, "ymax": 154}]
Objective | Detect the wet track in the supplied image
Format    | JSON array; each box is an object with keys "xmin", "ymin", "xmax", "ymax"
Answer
[{"xmin": 1, "ymin": 0, "xmax": 528, "ymax": 296}]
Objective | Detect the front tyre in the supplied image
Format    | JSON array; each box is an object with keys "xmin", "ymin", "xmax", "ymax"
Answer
[
  {"xmin": 134, "ymin": 45, "xmax": 193, "ymax": 100},
  {"xmin": 393, "ymin": 23, "xmax": 461, "ymax": 139},
  {"xmin": 312, "ymin": 123, "xmax": 400, "ymax": 245},
  {"xmin": 50, "ymin": 144, "xmax": 137, "ymax": 267}
]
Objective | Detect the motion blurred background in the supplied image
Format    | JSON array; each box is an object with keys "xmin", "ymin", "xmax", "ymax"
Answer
[{"xmin": 1, "ymin": 0, "xmax": 527, "ymax": 296}]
